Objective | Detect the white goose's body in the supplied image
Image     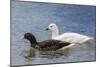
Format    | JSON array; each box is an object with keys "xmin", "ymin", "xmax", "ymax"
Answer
[
  {"xmin": 46, "ymin": 23, "xmax": 93, "ymax": 44},
  {"xmin": 53, "ymin": 32, "xmax": 92, "ymax": 44}
]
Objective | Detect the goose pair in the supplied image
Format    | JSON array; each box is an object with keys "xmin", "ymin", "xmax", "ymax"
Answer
[
  {"xmin": 24, "ymin": 23, "xmax": 93, "ymax": 51},
  {"xmin": 45, "ymin": 23, "xmax": 93, "ymax": 44}
]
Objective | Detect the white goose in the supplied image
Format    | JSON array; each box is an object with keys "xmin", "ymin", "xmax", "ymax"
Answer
[{"xmin": 45, "ymin": 23, "xmax": 93, "ymax": 44}]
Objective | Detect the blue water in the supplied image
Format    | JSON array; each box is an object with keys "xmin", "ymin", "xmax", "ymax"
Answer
[{"xmin": 11, "ymin": 1, "xmax": 96, "ymax": 66}]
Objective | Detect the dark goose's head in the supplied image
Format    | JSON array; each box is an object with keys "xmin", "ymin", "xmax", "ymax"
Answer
[{"xmin": 24, "ymin": 32, "xmax": 38, "ymax": 45}]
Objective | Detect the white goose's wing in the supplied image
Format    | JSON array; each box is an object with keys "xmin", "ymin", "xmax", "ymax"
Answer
[{"xmin": 53, "ymin": 32, "xmax": 93, "ymax": 44}]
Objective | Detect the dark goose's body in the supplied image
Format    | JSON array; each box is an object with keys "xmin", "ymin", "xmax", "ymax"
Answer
[
  {"xmin": 34, "ymin": 40, "xmax": 70, "ymax": 51},
  {"xmin": 24, "ymin": 32, "xmax": 71, "ymax": 51}
]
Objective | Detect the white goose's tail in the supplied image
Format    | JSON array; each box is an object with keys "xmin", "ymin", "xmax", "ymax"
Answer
[{"xmin": 79, "ymin": 37, "xmax": 94, "ymax": 44}]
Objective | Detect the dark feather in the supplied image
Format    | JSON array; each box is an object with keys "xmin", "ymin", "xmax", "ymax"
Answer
[{"xmin": 36, "ymin": 40, "xmax": 70, "ymax": 51}]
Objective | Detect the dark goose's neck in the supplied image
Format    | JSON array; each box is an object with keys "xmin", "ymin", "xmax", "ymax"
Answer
[{"xmin": 29, "ymin": 36, "xmax": 38, "ymax": 47}]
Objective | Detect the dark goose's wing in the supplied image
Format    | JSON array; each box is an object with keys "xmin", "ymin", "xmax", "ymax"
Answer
[{"xmin": 38, "ymin": 40, "xmax": 71, "ymax": 51}]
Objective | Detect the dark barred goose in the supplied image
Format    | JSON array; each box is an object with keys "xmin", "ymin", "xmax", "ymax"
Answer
[{"xmin": 24, "ymin": 32, "xmax": 71, "ymax": 51}]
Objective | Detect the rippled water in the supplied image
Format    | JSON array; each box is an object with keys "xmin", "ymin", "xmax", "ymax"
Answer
[{"xmin": 11, "ymin": 0, "xmax": 96, "ymax": 66}]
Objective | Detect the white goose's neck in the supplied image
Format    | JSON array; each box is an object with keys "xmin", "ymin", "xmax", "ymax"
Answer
[{"xmin": 52, "ymin": 27, "xmax": 59, "ymax": 39}]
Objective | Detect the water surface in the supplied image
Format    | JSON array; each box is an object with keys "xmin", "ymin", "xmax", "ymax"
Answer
[{"xmin": 11, "ymin": 1, "xmax": 96, "ymax": 66}]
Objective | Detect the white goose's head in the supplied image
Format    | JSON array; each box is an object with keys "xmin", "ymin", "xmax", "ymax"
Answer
[
  {"xmin": 46, "ymin": 23, "xmax": 58, "ymax": 31},
  {"xmin": 45, "ymin": 23, "xmax": 59, "ymax": 38}
]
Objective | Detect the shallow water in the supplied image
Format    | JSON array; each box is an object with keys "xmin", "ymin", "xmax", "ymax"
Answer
[{"xmin": 11, "ymin": 0, "xmax": 96, "ymax": 66}]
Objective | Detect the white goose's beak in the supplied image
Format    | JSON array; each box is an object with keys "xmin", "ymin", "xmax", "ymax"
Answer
[{"xmin": 45, "ymin": 28, "xmax": 49, "ymax": 31}]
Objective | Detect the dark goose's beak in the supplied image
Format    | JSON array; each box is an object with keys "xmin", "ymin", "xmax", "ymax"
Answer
[
  {"xmin": 45, "ymin": 28, "xmax": 49, "ymax": 31},
  {"xmin": 16, "ymin": 35, "xmax": 29, "ymax": 43}
]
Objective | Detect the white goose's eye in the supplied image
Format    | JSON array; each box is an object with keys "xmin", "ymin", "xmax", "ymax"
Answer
[{"xmin": 50, "ymin": 26, "xmax": 53, "ymax": 27}]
